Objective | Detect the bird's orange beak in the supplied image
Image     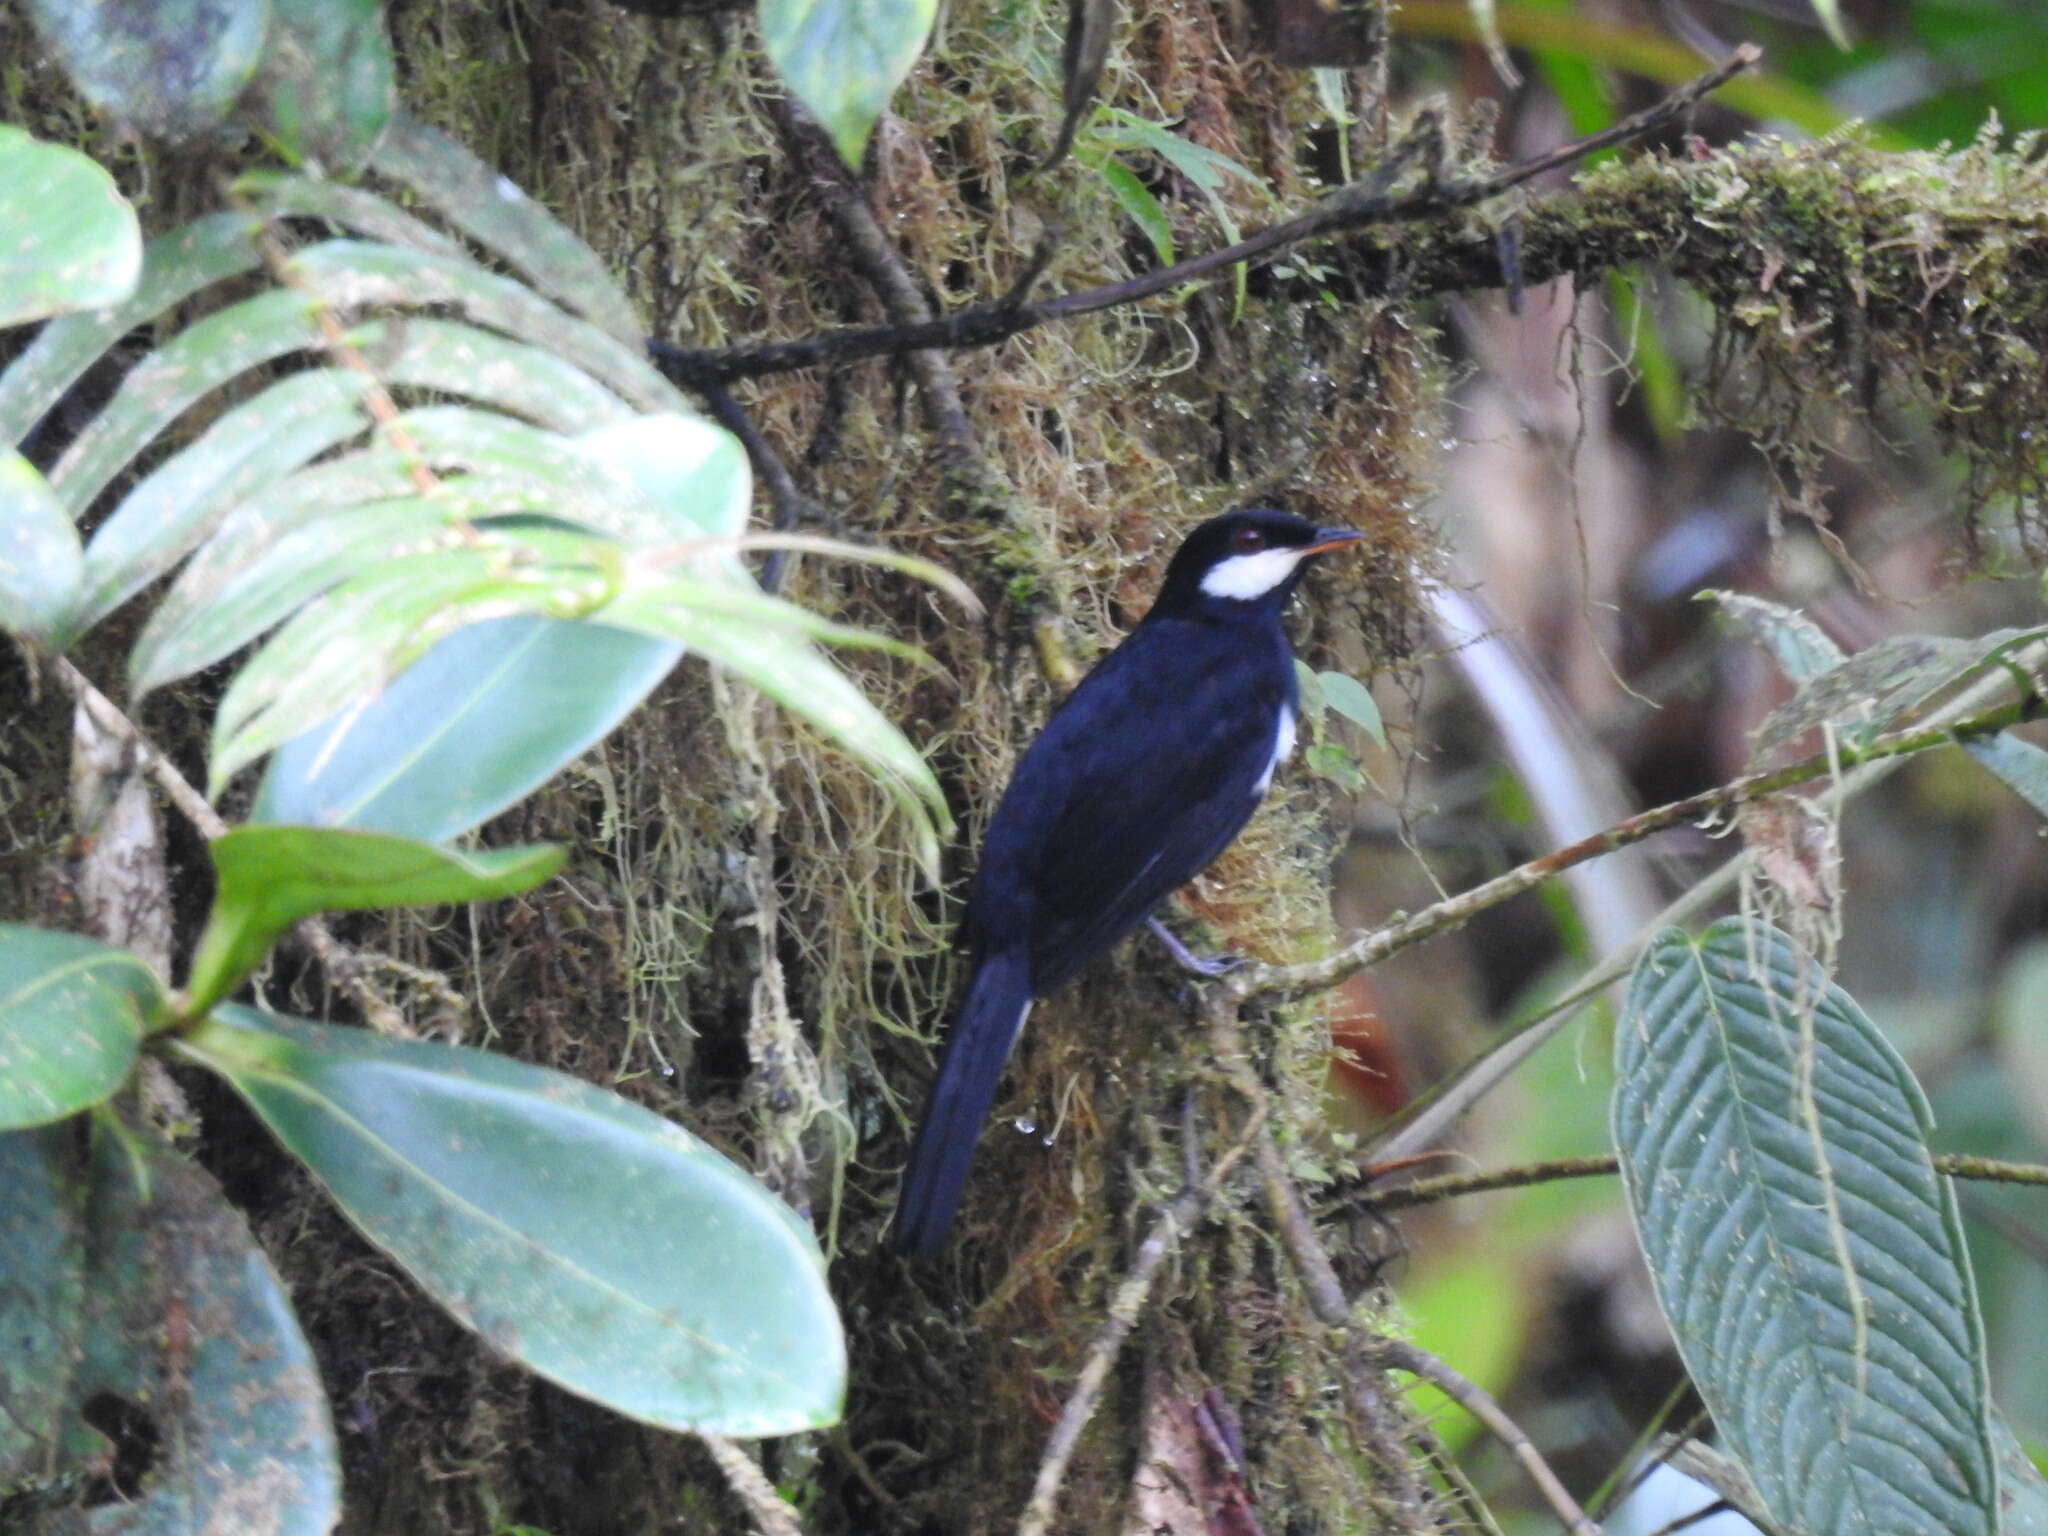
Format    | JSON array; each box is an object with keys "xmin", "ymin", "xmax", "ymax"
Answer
[{"xmin": 1302, "ymin": 528, "xmax": 1367, "ymax": 557}]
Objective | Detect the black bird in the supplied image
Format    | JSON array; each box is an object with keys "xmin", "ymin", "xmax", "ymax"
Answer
[{"xmin": 891, "ymin": 508, "xmax": 1365, "ymax": 1254}]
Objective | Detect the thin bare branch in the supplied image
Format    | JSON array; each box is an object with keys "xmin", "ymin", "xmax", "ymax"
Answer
[
  {"xmin": 1374, "ymin": 1337, "xmax": 1601, "ymax": 1536},
  {"xmin": 650, "ymin": 48, "xmax": 1760, "ymax": 390},
  {"xmin": 700, "ymin": 1433, "xmax": 807, "ymax": 1536}
]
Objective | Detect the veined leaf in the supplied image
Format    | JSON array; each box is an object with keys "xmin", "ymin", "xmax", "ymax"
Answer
[
  {"xmin": 1704, "ymin": 589, "xmax": 1847, "ymax": 684},
  {"xmin": 286, "ymin": 239, "xmax": 685, "ymax": 413},
  {"xmin": 63, "ymin": 1134, "xmax": 340, "ymax": 1532},
  {"xmin": 254, "ymin": 615, "xmax": 682, "ymax": 843},
  {"xmin": 1317, "ymin": 669, "xmax": 1385, "ymax": 745},
  {"xmin": 1613, "ymin": 919, "xmax": 1998, "ymax": 1536},
  {"xmin": 234, "ymin": 168, "xmax": 467, "ymax": 260},
  {"xmin": 0, "ymin": 451, "xmax": 83, "ymax": 643},
  {"xmin": 45, "ymin": 287, "xmax": 324, "ymax": 513},
  {"xmin": 181, "ymin": 1005, "xmax": 847, "ymax": 1435},
  {"xmin": 759, "ymin": 0, "xmax": 937, "ymax": 168},
  {"xmin": 184, "ymin": 826, "xmax": 563, "ymax": 1011},
  {"xmin": 0, "ymin": 212, "xmax": 263, "ymax": 447},
  {"xmin": 71, "ymin": 367, "xmax": 373, "ymax": 638},
  {"xmin": 351, "ymin": 317, "xmax": 638, "ymax": 432},
  {"xmin": 0, "ymin": 925, "xmax": 164, "ymax": 1128},
  {"xmin": 0, "ymin": 127, "xmax": 142, "ymax": 326},
  {"xmin": 0, "ymin": 1125, "xmax": 86, "ymax": 1484},
  {"xmin": 371, "ymin": 114, "xmax": 644, "ymax": 343}
]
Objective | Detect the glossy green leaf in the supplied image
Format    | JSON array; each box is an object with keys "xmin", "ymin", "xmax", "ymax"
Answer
[
  {"xmin": 0, "ymin": 128, "xmax": 143, "ymax": 326},
  {"xmin": 182, "ymin": 1006, "xmax": 847, "ymax": 1435},
  {"xmin": 1964, "ymin": 730, "xmax": 2048, "ymax": 821},
  {"xmin": 371, "ymin": 114, "xmax": 643, "ymax": 342},
  {"xmin": 45, "ymin": 288, "xmax": 324, "ymax": 513},
  {"xmin": 238, "ymin": 0, "xmax": 395, "ymax": 172},
  {"xmin": 1705, "ymin": 589, "xmax": 1846, "ymax": 684},
  {"xmin": 759, "ymin": 0, "xmax": 937, "ymax": 167},
  {"xmin": 1613, "ymin": 918, "xmax": 1998, "ymax": 1536},
  {"xmin": 1091, "ymin": 154, "xmax": 1176, "ymax": 266},
  {"xmin": 254, "ymin": 615, "xmax": 681, "ymax": 842},
  {"xmin": 579, "ymin": 413, "xmax": 751, "ymax": 537},
  {"xmin": 1316, "ymin": 670, "xmax": 1384, "ymax": 746},
  {"xmin": 207, "ymin": 533, "xmax": 622, "ymax": 788},
  {"xmin": 286, "ymin": 239, "xmax": 684, "ymax": 412},
  {"xmin": 0, "ymin": 926, "xmax": 163, "ymax": 1129},
  {"xmin": 70, "ymin": 368, "xmax": 373, "ymax": 639},
  {"xmin": 0, "ymin": 1125, "xmax": 86, "ymax": 1484},
  {"xmin": 0, "ymin": 212, "xmax": 262, "ymax": 448},
  {"xmin": 57, "ymin": 1133, "xmax": 340, "ymax": 1531},
  {"xmin": 0, "ymin": 451, "xmax": 83, "ymax": 643},
  {"xmin": 355, "ymin": 317, "xmax": 637, "ymax": 432},
  {"xmin": 184, "ymin": 827, "xmax": 563, "ymax": 1011},
  {"xmin": 23, "ymin": 0, "xmax": 268, "ymax": 142},
  {"xmin": 234, "ymin": 168, "xmax": 465, "ymax": 259}
]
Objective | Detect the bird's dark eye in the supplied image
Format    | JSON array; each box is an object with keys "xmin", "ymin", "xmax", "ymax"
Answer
[{"xmin": 1232, "ymin": 527, "xmax": 1268, "ymax": 553}]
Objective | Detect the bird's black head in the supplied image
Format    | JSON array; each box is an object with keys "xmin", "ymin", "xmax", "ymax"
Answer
[{"xmin": 1152, "ymin": 508, "xmax": 1365, "ymax": 619}]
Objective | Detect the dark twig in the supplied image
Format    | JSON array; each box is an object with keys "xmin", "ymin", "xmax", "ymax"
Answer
[{"xmin": 648, "ymin": 48, "xmax": 1760, "ymax": 391}]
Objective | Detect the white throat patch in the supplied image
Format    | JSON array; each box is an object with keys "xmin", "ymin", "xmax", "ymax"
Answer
[{"xmin": 1199, "ymin": 546, "xmax": 1307, "ymax": 601}]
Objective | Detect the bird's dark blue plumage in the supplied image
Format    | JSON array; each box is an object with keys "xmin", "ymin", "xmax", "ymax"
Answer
[{"xmin": 890, "ymin": 509, "xmax": 1362, "ymax": 1255}]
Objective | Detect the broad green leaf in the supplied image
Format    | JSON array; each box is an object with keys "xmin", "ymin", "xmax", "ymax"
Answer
[
  {"xmin": 0, "ymin": 1125, "xmax": 86, "ymax": 1484},
  {"xmin": 371, "ymin": 114, "xmax": 643, "ymax": 342},
  {"xmin": 1613, "ymin": 919, "xmax": 1997, "ymax": 1536},
  {"xmin": 238, "ymin": 0, "xmax": 395, "ymax": 173},
  {"xmin": 0, "ymin": 128, "xmax": 143, "ymax": 326},
  {"xmin": 1705, "ymin": 589, "xmax": 1846, "ymax": 683},
  {"xmin": 71, "ymin": 368, "xmax": 373, "ymax": 638},
  {"xmin": 57, "ymin": 1133, "xmax": 340, "ymax": 1531},
  {"xmin": 579, "ymin": 413, "xmax": 751, "ymax": 537},
  {"xmin": 0, "ymin": 926, "xmax": 163, "ymax": 1129},
  {"xmin": 1090, "ymin": 154, "xmax": 1176, "ymax": 266},
  {"xmin": 1317, "ymin": 669, "xmax": 1385, "ymax": 745},
  {"xmin": 254, "ymin": 615, "xmax": 682, "ymax": 843},
  {"xmin": 0, "ymin": 212, "xmax": 262, "ymax": 447},
  {"xmin": 287, "ymin": 239, "xmax": 685, "ymax": 412},
  {"xmin": 0, "ymin": 451, "xmax": 83, "ymax": 643},
  {"xmin": 207, "ymin": 532, "xmax": 624, "ymax": 787},
  {"xmin": 45, "ymin": 288, "xmax": 323, "ymax": 513},
  {"xmin": 759, "ymin": 0, "xmax": 937, "ymax": 167},
  {"xmin": 182, "ymin": 1006, "xmax": 847, "ymax": 1435},
  {"xmin": 184, "ymin": 827, "xmax": 563, "ymax": 1011},
  {"xmin": 1964, "ymin": 730, "xmax": 2048, "ymax": 821},
  {"xmin": 24, "ymin": 0, "xmax": 268, "ymax": 142}
]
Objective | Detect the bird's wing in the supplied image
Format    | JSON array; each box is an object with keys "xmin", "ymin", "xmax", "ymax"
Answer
[{"xmin": 993, "ymin": 621, "xmax": 1288, "ymax": 989}]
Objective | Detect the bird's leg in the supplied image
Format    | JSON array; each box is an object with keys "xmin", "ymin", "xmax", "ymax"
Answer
[{"xmin": 1146, "ymin": 915, "xmax": 1248, "ymax": 978}]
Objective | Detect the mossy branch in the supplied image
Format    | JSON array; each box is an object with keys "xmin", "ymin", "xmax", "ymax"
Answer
[{"xmin": 1227, "ymin": 693, "xmax": 2043, "ymax": 1006}]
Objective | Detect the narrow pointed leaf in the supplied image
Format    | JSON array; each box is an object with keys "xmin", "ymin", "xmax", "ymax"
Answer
[
  {"xmin": 0, "ymin": 926, "xmax": 163, "ymax": 1129},
  {"xmin": 0, "ymin": 452, "xmax": 84, "ymax": 643},
  {"xmin": 287, "ymin": 239, "xmax": 684, "ymax": 412},
  {"xmin": 372, "ymin": 114, "xmax": 644, "ymax": 342},
  {"xmin": 60, "ymin": 1134, "xmax": 340, "ymax": 1532},
  {"xmin": 45, "ymin": 288, "xmax": 323, "ymax": 512},
  {"xmin": 185, "ymin": 827, "xmax": 563, "ymax": 1011},
  {"xmin": 0, "ymin": 1125, "xmax": 86, "ymax": 1484},
  {"xmin": 759, "ymin": 0, "xmax": 937, "ymax": 167},
  {"xmin": 71, "ymin": 368, "xmax": 372, "ymax": 637},
  {"xmin": 181, "ymin": 1006, "xmax": 847, "ymax": 1435},
  {"xmin": 1613, "ymin": 919, "xmax": 1998, "ymax": 1536},
  {"xmin": 254, "ymin": 615, "xmax": 681, "ymax": 843},
  {"xmin": 234, "ymin": 169, "xmax": 466, "ymax": 260},
  {"xmin": 0, "ymin": 128, "xmax": 142, "ymax": 326},
  {"xmin": 0, "ymin": 212, "xmax": 263, "ymax": 448},
  {"xmin": 23, "ymin": 0, "xmax": 268, "ymax": 142},
  {"xmin": 1705, "ymin": 589, "xmax": 1846, "ymax": 683},
  {"xmin": 1963, "ymin": 730, "xmax": 2048, "ymax": 821},
  {"xmin": 353, "ymin": 317, "xmax": 636, "ymax": 432},
  {"xmin": 1091, "ymin": 155, "xmax": 1176, "ymax": 266}
]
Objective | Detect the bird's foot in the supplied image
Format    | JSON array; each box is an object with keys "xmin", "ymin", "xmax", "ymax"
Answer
[{"xmin": 1146, "ymin": 916, "xmax": 1248, "ymax": 978}]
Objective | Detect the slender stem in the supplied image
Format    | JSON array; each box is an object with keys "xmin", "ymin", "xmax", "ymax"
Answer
[
  {"xmin": 699, "ymin": 1434, "xmax": 806, "ymax": 1536},
  {"xmin": 1231, "ymin": 695, "xmax": 2039, "ymax": 1006},
  {"xmin": 1374, "ymin": 1337, "xmax": 1602, "ymax": 1536}
]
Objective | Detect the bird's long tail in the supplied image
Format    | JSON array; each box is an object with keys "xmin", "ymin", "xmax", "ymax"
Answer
[{"xmin": 890, "ymin": 949, "xmax": 1033, "ymax": 1256}]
